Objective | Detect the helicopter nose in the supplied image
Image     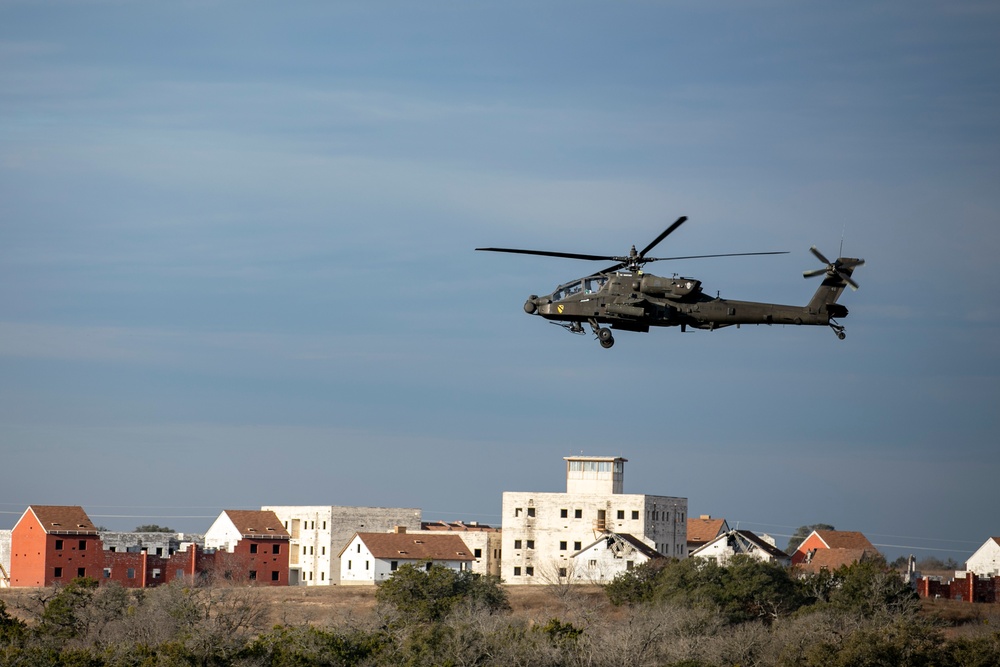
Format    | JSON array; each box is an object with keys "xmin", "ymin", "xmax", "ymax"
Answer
[{"xmin": 523, "ymin": 296, "xmax": 538, "ymax": 314}]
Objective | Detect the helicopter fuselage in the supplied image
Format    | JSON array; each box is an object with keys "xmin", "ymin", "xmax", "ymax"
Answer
[{"xmin": 525, "ymin": 269, "xmax": 850, "ymax": 334}]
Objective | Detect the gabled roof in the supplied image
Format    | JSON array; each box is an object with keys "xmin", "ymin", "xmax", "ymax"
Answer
[
  {"xmin": 732, "ymin": 530, "xmax": 790, "ymax": 561},
  {"xmin": 812, "ymin": 530, "xmax": 876, "ymax": 552},
  {"xmin": 573, "ymin": 533, "xmax": 664, "ymax": 560},
  {"xmin": 23, "ymin": 506, "xmax": 98, "ymax": 535},
  {"xmin": 687, "ymin": 516, "xmax": 728, "ymax": 544},
  {"xmin": 221, "ymin": 510, "xmax": 289, "ymax": 539},
  {"xmin": 691, "ymin": 529, "xmax": 791, "ymax": 563},
  {"xmin": 346, "ymin": 532, "xmax": 474, "ymax": 561}
]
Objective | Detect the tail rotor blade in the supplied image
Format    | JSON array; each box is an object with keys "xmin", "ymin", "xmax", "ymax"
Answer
[{"xmin": 810, "ymin": 245, "xmax": 831, "ymax": 265}]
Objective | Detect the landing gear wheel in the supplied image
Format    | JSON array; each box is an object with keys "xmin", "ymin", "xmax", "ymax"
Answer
[
  {"xmin": 837, "ymin": 331, "xmax": 846, "ymax": 340},
  {"xmin": 830, "ymin": 321, "xmax": 846, "ymax": 340},
  {"xmin": 600, "ymin": 337, "xmax": 615, "ymax": 349},
  {"xmin": 598, "ymin": 327, "xmax": 613, "ymax": 342}
]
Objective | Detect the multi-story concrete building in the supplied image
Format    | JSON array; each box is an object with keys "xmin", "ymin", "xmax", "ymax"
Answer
[
  {"xmin": 501, "ymin": 455, "xmax": 687, "ymax": 585},
  {"xmin": 262, "ymin": 505, "xmax": 422, "ymax": 585}
]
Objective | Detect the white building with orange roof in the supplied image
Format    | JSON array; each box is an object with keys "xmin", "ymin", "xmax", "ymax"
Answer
[
  {"xmin": 338, "ymin": 527, "xmax": 475, "ymax": 584},
  {"xmin": 686, "ymin": 515, "xmax": 730, "ymax": 555}
]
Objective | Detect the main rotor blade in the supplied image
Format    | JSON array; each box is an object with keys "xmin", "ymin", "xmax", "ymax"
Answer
[
  {"xmin": 638, "ymin": 216, "xmax": 687, "ymax": 258},
  {"xmin": 643, "ymin": 251, "xmax": 789, "ymax": 262},
  {"xmin": 475, "ymin": 247, "xmax": 616, "ymax": 262}
]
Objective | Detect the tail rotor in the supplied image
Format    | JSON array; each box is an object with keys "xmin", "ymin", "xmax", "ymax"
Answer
[{"xmin": 803, "ymin": 246, "xmax": 864, "ymax": 291}]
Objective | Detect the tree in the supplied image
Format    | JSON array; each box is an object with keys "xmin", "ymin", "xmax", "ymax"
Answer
[
  {"xmin": 375, "ymin": 562, "xmax": 509, "ymax": 624},
  {"xmin": 36, "ymin": 577, "xmax": 99, "ymax": 642},
  {"xmin": 786, "ymin": 523, "xmax": 835, "ymax": 554},
  {"xmin": 606, "ymin": 559, "xmax": 672, "ymax": 606},
  {"xmin": 0, "ymin": 599, "xmax": 27, "ymax": 645},
  {"xmin": 717, "ymin": 556, "xmax": 805, "ymax": 623},
  {"xmin": 827, "ymin": 559, "xmax": 919, "ymax": 619},
  {"xmin": 134, "ymin": 524, "xmax": 174, "ymax": 532}
]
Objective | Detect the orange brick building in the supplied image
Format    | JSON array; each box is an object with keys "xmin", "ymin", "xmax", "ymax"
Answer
[
  {"xmin": 8, "ymin": 505, "xmax": 289, "ymax": 588},
  {"xmin": 10, "ymin": 506, "xmax": 103, "ymax": 587}
]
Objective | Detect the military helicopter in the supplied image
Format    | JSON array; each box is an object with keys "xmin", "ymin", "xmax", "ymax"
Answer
[{"xmin": 476, "ymin": 216, "xmax": 864, "ymax": 348}]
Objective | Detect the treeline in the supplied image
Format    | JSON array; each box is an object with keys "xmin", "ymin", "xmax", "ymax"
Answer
[{"xmin": 2, "ymin": 558, "xmax": 1000, "ymax": 666}]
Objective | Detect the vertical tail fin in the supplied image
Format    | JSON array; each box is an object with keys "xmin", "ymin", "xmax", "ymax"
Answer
[{"xmin": 803, "ymin": 249, "xmax": 864, "ymax": 311}]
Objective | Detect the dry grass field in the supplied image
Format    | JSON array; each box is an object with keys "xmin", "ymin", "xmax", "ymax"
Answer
[
  {"xmin": 251, "ymin": 584, "xmax": 613, "ymax": 626},
  {"xmin": 0, "ymin": 583, "xmax": 614, "ymax": 628}
]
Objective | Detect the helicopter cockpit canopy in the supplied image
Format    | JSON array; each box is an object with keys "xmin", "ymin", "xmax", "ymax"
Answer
[{"xmin": 551, "ymin": 276, "xmax": 608, "ymax": 302}]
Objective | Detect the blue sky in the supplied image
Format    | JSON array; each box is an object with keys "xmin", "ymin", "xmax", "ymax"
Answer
[{"xmin": 1, "ymin": 1, "xmax": 998, "ymax": 562}]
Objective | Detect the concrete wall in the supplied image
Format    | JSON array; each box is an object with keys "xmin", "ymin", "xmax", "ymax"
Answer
[
  {"xmin": 204, "ymin": 514, "xmax": 243, "ymax": 552},
  {"xmin": 98, "ymin": 532, "xmax": 201, "ymax": 557},
  {"xmin": 0, "ymin": 530, "xmax": 11, "ymax": 587},
  {"xmin": 263, "ymin": 506, "xmax": 422, "ymax": 585},
  {"xmin": 966, "ymin": 540, "xmax": 1000, "ymax": 577},
  {"xmin": 416, "ymin": 525, "xmax": 502, "ymax": 577}
]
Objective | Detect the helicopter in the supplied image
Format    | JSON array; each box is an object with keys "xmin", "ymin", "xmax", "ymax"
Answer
[{"xmin": 476, "ymin": 216, "xmax": 864, "ymax": 348}]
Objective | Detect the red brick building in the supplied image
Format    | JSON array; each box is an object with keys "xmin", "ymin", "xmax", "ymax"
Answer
[
  {"xmin": 9, "ymin": 505, "xmax": 289, "ymax": 588},
  {"xmin": 203, "ymin": 510, "xmax": 290, "ymax": 585},
  {"xmin": 10, "ymin": 506, "xmax": 103, "ymax": 587},
  {"xmin": 918, "ymin": 572, "xmax": 1000, "ymax": 603}
]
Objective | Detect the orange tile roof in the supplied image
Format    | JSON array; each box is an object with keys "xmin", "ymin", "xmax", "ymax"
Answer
[
  {"xmin": 687, "ymin": 517, "xmax": 728, "ymax": 544},
  {"xmin": 222, "ymin": 510, "xmax": 289, "ymax": 538},
  {"xmin": 795, "ymin": 548, "xmax": 874, "ymax": 573},
  {"xmin": 349, "ymin": 532, "xmax": 474, "ymax": 561},
  {"xmin": 28, "ymin": 506, "xmax": 98, "ymax": 535},
  {"xmin": 813, "ymin": 530, "xmax": 876, "ymax": 552}
]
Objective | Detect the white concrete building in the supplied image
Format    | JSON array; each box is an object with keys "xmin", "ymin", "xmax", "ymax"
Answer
[
  {"xmin": 690, "ymin": 529, "xmax": 792, "ymax": 566},
  {"xmin": 501, "ymin": 455, "xmax": 687, "ymax": 585},
  {"xmin": 966, "ymin": 537, "xmax": 1000, "ymax": 577},
  {"xmin": 262, "ymin": 505, "xmax": 422, "ymax": 585},
  {"xmin": 419, "ymin": 521, "xmax": 502, "ymax": 577},
  {"xmin": 338, "ymin": 528, "xmax": 475, "ymax": 585},
  {"xmin": 0, "ymin": 529, "xmax": 11, "ymax": 588}
]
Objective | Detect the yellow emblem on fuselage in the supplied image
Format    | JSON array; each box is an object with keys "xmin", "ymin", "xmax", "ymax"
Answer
[{"xmin": 557, "ymin": 304, "xmax": 564, "ymax": 314}]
